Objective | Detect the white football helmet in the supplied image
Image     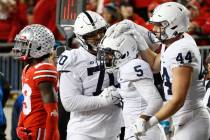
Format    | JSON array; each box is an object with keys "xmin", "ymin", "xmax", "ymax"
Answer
[
  {"xmin": 149, "ymin": 2, "xmax": 190, "ymax": 41},
  {"xmin": 13, "ymin": 24, "xmax": 55, "ymax": 60},
  {"xmin": 98, "ymin": 34, "xmax": 138, "ymax": 70},
  {"xmin": 74, "ymin": 11, "xmax": 108, "ymax": 52}
]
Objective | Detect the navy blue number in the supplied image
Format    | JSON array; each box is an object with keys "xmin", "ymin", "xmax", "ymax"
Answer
[
  {"xmin": 87, "ymin": 66, "xmax": 100, "ymax": 76},
  {"xmin": 58, "ymin": 55, "xmax": 68, "ymax": 65},
  {"xmin": 185, "ymin": 51, "xmax": 192, "ymax": 63},
  {"xmin": 134, "ymin": 65, "xmax": 143, "ymax": 77},
  {"xmin": 176, "ymin": 53, "xmax": 184, "ymax": 64},
  {"xmin": 87, "ymin": 66, "xmax": 113, "ymax": 96},
  {"xmin": 162, "ymin": 67, "xmax": 172, "ymax": 95},
  {"xmin": 176, "ymin": 51, "xmax": 192, "ymax": 64}
]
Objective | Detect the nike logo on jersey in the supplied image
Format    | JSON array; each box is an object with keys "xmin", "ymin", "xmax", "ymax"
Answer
[{"xmin": 90, "ymin": 61, "xmax": 94, "ymax": 64}]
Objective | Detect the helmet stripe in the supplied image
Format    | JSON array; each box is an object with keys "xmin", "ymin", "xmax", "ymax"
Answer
[{"xmin": 83, "ymin": 11, "xmax": 95, "ymax": 27}]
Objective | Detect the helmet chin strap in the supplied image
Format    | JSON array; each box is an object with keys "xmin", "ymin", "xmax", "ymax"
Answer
[{"xmin": 87, "ymin": 43, "xmax": 98, "ymax": 55}]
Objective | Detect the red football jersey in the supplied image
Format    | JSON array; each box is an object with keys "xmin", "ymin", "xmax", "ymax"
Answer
[{"xmin": 20, "ymin": 62, "xmax": 58, "ymax": 129}]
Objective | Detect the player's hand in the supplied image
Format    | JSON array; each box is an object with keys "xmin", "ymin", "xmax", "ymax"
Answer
[
  {"xmin": 99, "ymin": 86, "xmax": 122, "ymax": 106},
  {"xmin": 132, "ymin": 118, "xmax": 147, "ymax": 137},
  {"xmin": 132, "ymin": 115, "xmax": 159, "ymax": 137},
  {"xmin": 124, "ymin": 29, "xmax": 149, "ymax": 51},
  {"xmin": 106, "ymin": 20, "xmax": 149, "ymax": 51},
  {"xmin": 106, "ymin": 19, "xmax": 135, "ymax": 38},
  {"xmin": 16, "ymin": 127, "xmax": 32, "ymax": 140}
]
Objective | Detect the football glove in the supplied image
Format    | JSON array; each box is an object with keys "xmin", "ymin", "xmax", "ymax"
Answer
[
  {"xmin": 123, "ymin": 29, "xmax": 149, "ymax": 51},
  {"xmin": 99, "ymin": 86, "xmax": 123, "ymax": 107},
  {"xmin": 106, "ymin": 20, "xmax": 149, "ymax": 51},
  {"xmin": 16, "ymin": 126, "xmax": 32, "ymax": 140},
  {"xmin": 106, "ymin": 19, "xmax": 160, "ymax": 51},
  {"xmin": 132, "ymin": 116, "xmax": 159, "ymax": 137},
  {"xmin": 106, "ymin": 20, "xmax": 135, "ymax": 38}
]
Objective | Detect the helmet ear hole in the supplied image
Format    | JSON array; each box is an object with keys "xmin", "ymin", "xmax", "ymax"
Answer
[
  {"xmin": 37, "ymin": 46, "xmax": 41, "ymax": 50},
  {"xmin": 121, "ymin": 54, "xmax": 126, "ymax": 59},
  {"xmin": 173, "ymin": 31, "xmax": 178, "ymax": 36}
]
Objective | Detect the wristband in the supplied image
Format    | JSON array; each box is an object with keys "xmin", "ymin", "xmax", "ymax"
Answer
[{"xmin": 148, "ymin": 116, "xmax": 159, "ymax": 127}]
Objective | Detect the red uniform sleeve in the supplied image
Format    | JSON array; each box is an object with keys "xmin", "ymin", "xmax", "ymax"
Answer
[
  {"xmin": 44, "ymin": 103, "xmax": 59, "ymax": 140},
  {"xmin": 33, "ymin": 63, "xmax": 58, "ymax": 87},
  {"xmin": 18, "ymin": 111, "xmax": 24, "ymax": 127}
]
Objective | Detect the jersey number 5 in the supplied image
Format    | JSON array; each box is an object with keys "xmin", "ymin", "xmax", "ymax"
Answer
[{"xmin": 134, "ymin": 65, "xmax": 143, "ymax": 77}]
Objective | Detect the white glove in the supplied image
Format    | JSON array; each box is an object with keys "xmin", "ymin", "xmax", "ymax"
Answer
[
  {"xmin": 106, "ymin": 19, "xmax": 161, "ymax": 51},
  {"xmin": 99, "ymin": 86, "xmax": 122, "ymax": 106},
  {"xmin": 123, "ymin": 30, "xmax": 149, "ymax": 51},
  {"xmin": 132, "ymin": 118, "xmax": 147, "ymax": 137},
  {"xmin": 106, "ymin": 19, "xmax": 135, "ymax": 38},
  {"xmin": 132, "ymin": 116, "xmax": 159, "ymax": 137}
]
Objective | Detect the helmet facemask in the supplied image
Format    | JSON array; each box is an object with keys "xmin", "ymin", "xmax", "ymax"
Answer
[
  {"xmin": 81, "ymin": 26, "xmax": 107, "ymax": 55},
  {"xmin": 97, "ymin": 47, "xmax": 122, "ymax": 72},
  {"xmin": 149, "ymin": 21, "xmax": 170, "ymax": 42},
  {"xmin": 13, "ymin": 35, "xmax": 33, "ymax": 61}
]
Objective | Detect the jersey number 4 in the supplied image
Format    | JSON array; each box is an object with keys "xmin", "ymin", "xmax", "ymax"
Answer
[
  {"xmin": 162, "ymin": 51, "xmax": 192, "ymax": 96},
  {"xmin": 162, "ymin": 67, "xmax": 172, "ymax": 95}
]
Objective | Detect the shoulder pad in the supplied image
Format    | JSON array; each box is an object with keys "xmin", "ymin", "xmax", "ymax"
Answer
[{"xmin": 57, "ymin": 50, "xmax": 77, "ymax": 72}]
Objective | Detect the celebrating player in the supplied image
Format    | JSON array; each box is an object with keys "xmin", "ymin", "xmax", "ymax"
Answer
[
  {"xmin": 98, "ymin": 32, "xmax": 167, "ymax": 140},
  {"xmin": 106, "ymin": 2, "xmax": 210, "ymax": 140},
  {"xmin": 57, "ymin": 11, "xmax": 122, "ymax": 140}
]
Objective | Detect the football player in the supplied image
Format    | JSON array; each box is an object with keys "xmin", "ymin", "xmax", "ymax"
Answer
[
  {"xmin": 13, "ymin": 24, "xmax": 59, "ymax": 140},
  {"xmin": 57, "ymin": 11, "xmax": 122, "ymax": 140},
  {"xmin": 98, "ymin": 32, "xmax": 167, "ymax": 140},
  {"xmin": 107, "ymin": 2, "xmax": 210, "ymax": 140}
]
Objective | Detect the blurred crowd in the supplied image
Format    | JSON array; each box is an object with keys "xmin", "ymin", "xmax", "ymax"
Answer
[
  {"xmin": 0, "ymin": 0, "xmax": 63, "ymax": 43},
  {"xmin": 87, "ymin": 0, "xmax": 210, "ymax": 46},
  {"xmin": 0, "ymin": 0, "xmax": 210, "ymax": 45}
]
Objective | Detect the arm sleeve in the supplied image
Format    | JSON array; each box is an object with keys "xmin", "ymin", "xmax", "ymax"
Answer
[
  {"xmin": 44, "ymin": 103, "xmax": 59, "ymax": 140},
  {"xmin": 133, "ymin": 79, "xmax": 163, "ymax": 116},
  {"xmin": 59, "ymin": 72, "xmax": 110, "ymax": 112},
  {"xmin": 33, "ymin": 64, "xmax": 58, "ymax": 87},
  {"xmin": 17, "ymin": 111, "xmax": 24, "ymax": 127}
]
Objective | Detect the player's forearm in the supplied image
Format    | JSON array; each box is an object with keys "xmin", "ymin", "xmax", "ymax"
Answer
[
  {"xmin": 18, "ymin": 111, "xmax": 24, "ymax": 127},
  {"xmin": 134, "ymin": 80, "xmax": 163, "ymax": 116},
  {"xmin": 61, "ymin": 95, "xmax": 111, "ymax": 112},
  {"xmin": 155, "ymin": 99, "xmax": 183, "ymax": 121},
  {"xmin": 144, "ymin": 97, "xmax": 163, "ymax": 116},
  {"xmin": 44, "ymin": 103, "xmax": 59, "ymax": 140},
  {"xmin": 140, "ymin": 49, "xmax": 160, "ymax": 73}
]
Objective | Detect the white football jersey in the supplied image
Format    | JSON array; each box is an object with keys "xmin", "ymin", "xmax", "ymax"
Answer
[
  {"xmin": 57, "ymin": 47, "xmax": 122, "ymax": 138},
  {"xmin": 118, "ymin": 58, "xmax": 153, "ymax": 124},
  {"xmin": 160, "ymin": 33, "xmax": 205, "ymax": 116},
  {"xmin": 118, "ymin": 59, "xmax": 163, "ymax": 139}
]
